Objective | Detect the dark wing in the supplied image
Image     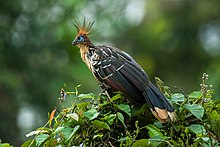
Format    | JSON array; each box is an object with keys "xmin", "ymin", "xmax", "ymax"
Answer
[
  {"xmin": 90, "ymin": 45, "xmax": 150, "ymax": 101},
  {"xmin": 90, "ymin": 45, "xmax": 176, "ymax": 122}
]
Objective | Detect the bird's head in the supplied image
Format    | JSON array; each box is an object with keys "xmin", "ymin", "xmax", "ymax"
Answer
[{"xmin": 72, "ymin": 19, "xmax": 95, "ymax": 47}]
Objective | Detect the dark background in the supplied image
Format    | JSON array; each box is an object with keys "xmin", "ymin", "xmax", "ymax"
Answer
[{"xmin": 0, "ymin": 0, "xmax": 220, "ymax": 146}]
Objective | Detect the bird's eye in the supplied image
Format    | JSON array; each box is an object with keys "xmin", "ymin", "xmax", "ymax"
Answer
[{"xmin": 77, "ymin": 36, "xmax": 85, "ymax": 42}]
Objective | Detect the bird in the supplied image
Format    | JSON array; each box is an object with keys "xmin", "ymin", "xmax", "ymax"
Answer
[{"xmin": 71, "ymin": 19, "xmax": 176, "ymax": 123}]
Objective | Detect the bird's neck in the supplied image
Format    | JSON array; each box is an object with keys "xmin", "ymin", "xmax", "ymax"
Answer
[{"xmin": 79, "ymin": 43, "xmax": 95, "ymax": 69}]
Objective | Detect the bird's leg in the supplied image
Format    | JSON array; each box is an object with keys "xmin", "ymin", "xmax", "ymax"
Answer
[
  {"xmin": 105, "ymin": 89, "xmax": 112, "ymax": 100},
  {"xmin": 99, "ymin": 88, "xmax": 112, "ymax": 100},
  {"xmin": 99, "ymin": 83, "xmax": 114, "ymax": 100}
]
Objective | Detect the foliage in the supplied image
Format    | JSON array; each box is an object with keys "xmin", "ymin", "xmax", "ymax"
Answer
[
  {"xmin": 21, "ymin": 73, "xmax": 220, "ymax": 147},
  {"xmin": 1, "ymin": 0, "xmax": 220, "ymax": 145},
  {"xmin": 0, "ymin": 140, "xmax": 13, "ymax": 147}
]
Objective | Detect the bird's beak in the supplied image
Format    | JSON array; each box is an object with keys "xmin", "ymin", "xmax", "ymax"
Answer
[{"xmin": 72, "ymin": 39, "xmax": 77, "ymax": 45}]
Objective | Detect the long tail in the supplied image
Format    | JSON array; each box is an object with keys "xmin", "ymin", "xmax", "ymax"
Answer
[{"xmin": 143, "ymin": 82, "xmax": 176, "ymax": 123}]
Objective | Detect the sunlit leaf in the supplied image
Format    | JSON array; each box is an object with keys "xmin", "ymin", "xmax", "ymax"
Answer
[
  {"xmin": 110, "ymin": 94, "xmax": 123, "ymax": 101},
  {"xmin": 93, "ymin": 134, "xmax": 103, "ymax": 139},
  {"xmin": 54, "ymin": 126, "xmax": 80, "ymax": 143},
  {"xmin": 184, "ymin": 104, "xmax": 204, "ymax": 119},
  {"xmin": 21, "ymin": 139, "xmax": 36, "ymax": 147},
  {"xmin": 188, "ymin": 124, "xmax": 206, "ymax": 135},
  {"xmin": 77, "ymin": 102, "xmax": 90, "ymax": 108},
  {"xmin": 117, "ymin": 104, "xmax": 131, "ymax": 117},
  {"xmin": 210, "ymin": 110, "xmax": 220, "ymax": 121},
  {"xmin": 107, "ymin": 114, "xmax": 116, "ymax": 125},
  {"xmin": 92, "ymin": 120, "xmax": 110, "ymax": 130},
  {"xmin": 99, "ymin": 101, "xmax": 109, "ymax": 107},
  {"xmin": 66, "ymin": 112, "xmax": 79, "ymax": 121},
  {"xmin": 36, "ymin": 134, "xmax": 49, "ymax": 146},
  {"xmin": 77, "ymin": 93, "xmax": 95, "ymax": 99},
  {"xmin": 0, "ymin": 143, "xmax": 13, "ymax": 147},
  {"xmin": 84, "ymin": 109, "xmax": 99, "ymax": 120},
  {"xmin": 65, "ymin": 125, "xmax": 80, "ymax": 143},
  {"xmin": 131, "ymin": 139, "xmax": 151, "ymax": 147},
  {"xmin": 26, "ymin": 130, "xmax": 48, "ymax": 137},
  {"xmin": 146, "ymin": 124, "xmax": 164, "ymax": 138},
  {"xmin": 188, "ymin": 91, "xmax": 202, "ymax": 99},
  {"xmin": 60, "ymin": 127, "xmax": 73, "ymax": 141},
  {"xmin": 117, "ymin": 112, "xmax": 126, "ymax": 128},
  {"xmin": 54, "ymin": 126, "xmax": 65, "ymax": 134},
  {"xmin": 170, "ymin": 93, "xmax": 185, "ymax": 103},
  {"xmin": 148, "ymin": 135, "xmax": 164, "ymax": 146},
  {"xmin": 202, "ymin": 137, "xmax": 210, "ymax": 142}
]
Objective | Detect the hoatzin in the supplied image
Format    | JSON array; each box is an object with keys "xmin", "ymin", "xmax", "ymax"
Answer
[{"xmin": 72, "ymin": 20, "xmax": 176, "ymax": 123}]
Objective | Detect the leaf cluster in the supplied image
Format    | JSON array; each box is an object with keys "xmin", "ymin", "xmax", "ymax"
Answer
[{"xmin": 21, "ymin": 74, "xmax": 220, "ymax": 147}]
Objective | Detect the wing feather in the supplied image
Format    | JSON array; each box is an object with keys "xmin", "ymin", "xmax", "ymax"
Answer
[
  {"xmin": 91, "ymin": 45, "xmax": 148, "ymax": 100},
  {"xmin": 89, "ymin": 45, "xmax": 175, "ymax": 122}
]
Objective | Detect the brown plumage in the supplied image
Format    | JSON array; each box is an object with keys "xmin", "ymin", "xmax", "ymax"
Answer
[{"xmin": 72, "ymin": 19, "xmax": 176, "ymax": 123}]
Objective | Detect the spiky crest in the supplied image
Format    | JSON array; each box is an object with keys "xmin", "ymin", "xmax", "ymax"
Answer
[{"xmin": 73, "ymin": 18, "xmax": 95, "ymax": 35}]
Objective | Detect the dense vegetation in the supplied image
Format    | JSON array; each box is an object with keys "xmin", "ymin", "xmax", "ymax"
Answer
[
  {"xmin": 16, "ymin": 73, "xmax": 219, "ymax": 146},
  {"xmin": 1, "ymin": 0, "xmax": 220, "ymax": 146}
]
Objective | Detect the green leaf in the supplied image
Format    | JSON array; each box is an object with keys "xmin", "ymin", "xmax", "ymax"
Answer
[
  {"xmin": 210, "ymin": 110, "xmax": 220, "ymax": 120},
  {"xmin": 36, "ymin": 134, "xmax": 49, "ymax": 146},
  {"xmin": 146, "ymin": 124, "xmax": 164, "ymax": 138},
  {"xmin": 55, "ymin": 126, "xmax": 71, "ymax": 134},
  {"xmin": 202, "ymin": 137, "xmax": 210, "ymax": 142},
  {"xmin": 76, "ymin": 102, "xmax": 90, "ymax": 108},
  {"xmin": 66, "ymin": 112, "xmax": 79, "ymax": 121},
  {"xmin": 107, "ymin": 114, "xmax": 116, "ymax": 125},
  {"xmin": 132, "ymin": 104, "xmax": 148, "ymax": 116},
  {"xmin": 92, "ymin": 120, "xmax": 110, "ymax": 130},
  {"xmin": 110, "ymin": 93, "xmax": 123, "ymax": 101},
  {"xmin": 93, "ymin": 133, "xmax": 104, "ymax": 139},
  {"xmin": 187, "ymin": 124, "xmax": 206, "ymax": 135},
  {"xmin": 54, "ymin": 125, "xmax": 79, "ymax": 143},
  {"xmin": 117, "ymin": 104, "xmax": 131, "ymax": 117},
  {"xmin": 21, "ymin": 139, "xmax": 36, "ymax": 147},
  {"xmin": 54, "ymin": 126, "xmax": 65, "ymax": 134},
  {"xmin": 132, "ymin": 139, "xmax": 151, "ymax": 147},
  {"xmin": 77, "ymin": 93, "xmax": 95, "ymax": 99},
  {"xmin": 26, "ymin": 129, "xmax": 49, "ymax": 137},
  {"xmin": 99, "ymin": 101, "xmax": 109, "ymax": 107},
  {"xmin": 148, "ymin": 136, "xmax": 164, "ymax": 146},
  {"xmin": 170, "ymin": 93, "xmax": 185, "ymax": 103},
  {"xmin": 84, "ymin": 109, "xmax": 99, "ymax": 120},
  {"xmin": 117, "ymin": 112, "xmax": 126, "ymax": 128},
  {"xmin": 153, "ymin": 121, "xmax": 163, "ymax": 129},
  {"xmin": 61, "ymin": 127, "xmax": 73, "ymax": 140},
  {"xmin": 184, "ymin": 104, "xmax": 204, "ymax": 119},
  {"xmin": 0, "ymin": 143, "xmax": 13, "ymax": 147},
  {"xmin": 65, "ymin": 125, "xmax": 80, "ymax": 143},
  {"xmin": 188, "ymin": 91, "xmax": 202, "ymax": 99}
]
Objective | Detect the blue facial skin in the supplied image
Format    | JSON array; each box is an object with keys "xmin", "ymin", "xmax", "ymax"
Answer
[
  {"xmin": 77, "ymin": 36, "xmax": 84, "ymax": 43},
  {"xmin": 72, "ymin": 36, "xmax": 85, "ymax": 45}
]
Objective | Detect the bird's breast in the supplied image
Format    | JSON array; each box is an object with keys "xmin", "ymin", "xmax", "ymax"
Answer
[
  {"xmin": 82, "ymin": 52, "xmax": 91, "ymax": 69},
  {"xmin": 79, "ymin": 46, "xmax": 91, "ymax": 69}
]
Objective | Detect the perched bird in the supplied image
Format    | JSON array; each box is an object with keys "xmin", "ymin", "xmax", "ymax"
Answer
[{"xmin": 72, "ymin": 19, "xmax": 175, "ymax": 123}]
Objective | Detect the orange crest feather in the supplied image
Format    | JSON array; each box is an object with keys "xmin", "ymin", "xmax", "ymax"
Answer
[{"xmin": 73, "ymin": 18, "xmax": 95, "ymax": 35}]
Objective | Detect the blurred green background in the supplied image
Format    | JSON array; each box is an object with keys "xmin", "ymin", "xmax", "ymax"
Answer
[{"xmin": 0, "ymin": 0, "xmax": 220, "ymax": 146}]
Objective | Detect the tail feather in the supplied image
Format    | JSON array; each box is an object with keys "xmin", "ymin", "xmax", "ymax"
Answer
[{"xmin": 143, "ymin": 82, "xmax": 176, "ymax": 123}]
